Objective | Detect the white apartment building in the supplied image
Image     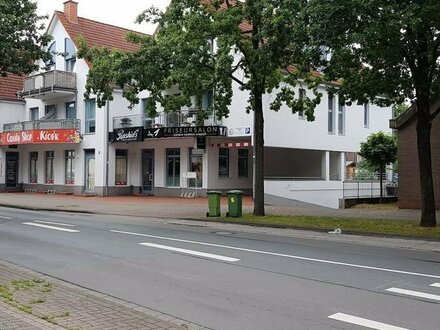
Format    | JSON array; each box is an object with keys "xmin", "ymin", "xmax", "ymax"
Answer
[{"xmin": 0, "ymin": 1, "xmax": 392, "ymax": 208}]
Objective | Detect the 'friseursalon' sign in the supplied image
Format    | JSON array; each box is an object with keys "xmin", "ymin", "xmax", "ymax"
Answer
[
  {"xmin": 144, "ymin": 126, "xmax": 227, "ymax": 139},
  {"xmin": 111, "ymin": 127, "xmax": 143, "ymax": 142}
]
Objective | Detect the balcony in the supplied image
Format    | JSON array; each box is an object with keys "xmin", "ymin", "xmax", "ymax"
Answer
[
  {"xmin": 113, "ymin": 109, "xmax": 222, "ymax": 130},
  {"xmin": 20, "ymin": 70, "xmax": 77, "ymax": 100},
  {"xmin": 3, "ymin": 119, "xmax": 81, "ymax": 132}
]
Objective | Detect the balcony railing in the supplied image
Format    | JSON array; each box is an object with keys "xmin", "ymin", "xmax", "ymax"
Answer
[
  {"xmin": 113, "ymin": 109, "xmax": 221, "ymax": 130},
  {"xmin": 20, "ymin": 70, "xmax": 76, "ymax": 98},
  {"xmin": 3, "ymin": 119, "xmax": 81, "ymax": 132}
]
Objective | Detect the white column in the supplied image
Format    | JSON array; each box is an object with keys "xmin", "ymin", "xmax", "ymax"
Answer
[{"xmin": 340, "ymin": 152, "xmax": 346, "ymax": 181}]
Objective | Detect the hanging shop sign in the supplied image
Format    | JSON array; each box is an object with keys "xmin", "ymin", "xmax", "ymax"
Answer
[
  {"xmin": 0, "ymin": 129, "xmax": 81, "ymax": 146},
  {"xmin": 110, "ymin": 127, "xmax": 143, "ymax": 142},
  {"xmin": 144, "ymin": 126, "xmax": 227, "ymax": 139}
]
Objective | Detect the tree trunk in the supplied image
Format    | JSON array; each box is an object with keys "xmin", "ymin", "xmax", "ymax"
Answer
[
  {"xmin": 416, "ymin": 97, "xmax": 436, "ymax": 227},
  {"xmin": 253, "ymin": 90, "xmax": 265, "ymax": 216}
]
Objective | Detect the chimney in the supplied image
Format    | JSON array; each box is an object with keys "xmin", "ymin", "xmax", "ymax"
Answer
[{"xmin": 63, "ymin": 1, "xmax": 78, "ymax": 24}]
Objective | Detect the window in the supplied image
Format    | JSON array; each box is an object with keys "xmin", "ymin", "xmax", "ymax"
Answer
[
  {"xmin": 238, "ymin": 149, "xmax": 249, "ymax": 177},
  {"xmin": 219, "ymin": 148, "xmax": 229, "ymax": 177},
  {"xmin": 30, "ymin": 107, "xmax": 39, "ymax": 121},
  {"xmin": 166, "ymin": 148, "xmax": 180, "ymax": 186},
  {"xmin": 85, "ymin": 99, "xmax": 96, "ymax": 133},
  {"xmin": 328, "ymin": 94, "xmax": 335, "ymax": 134},
  {"xmin": 298, "ymin": 88, "xmax": 305, "ymax": 119},
  {"xmin": 202, "ymin": 90, "xmax": 213, "ymax": 109},
  {"xmin": 65, "ymin": 38, "xmax": 76, "ymax": 72},
  {"xmin": 65, "ymin": 150, "xmax": 75, "ymax": 184},
  {"xmin": 46, "ymin": 42, "xmax": 56, "ymax": 69},
  {"xmin": 115, "ymin": 149, "xmax": 128, "ymax": 185},
  {"xmin": 29, "ymin": 152, "xmax": 38, "ymax": 183},
  {"xmin": 45, "ymin": 151, "xmax": 54, "ymax": 184},
  {"xmin": 338, "ymin": 100, "xmax": 345, "ymax": 135},
  {"xmin": 66, "ymin": 102, "xmax": 76, "ymax": 119},
  {"xmin": 364, "ymin": 103, "xmax": 370, "ymax": 128}
]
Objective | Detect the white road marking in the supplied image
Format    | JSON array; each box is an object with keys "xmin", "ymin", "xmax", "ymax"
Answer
[
  {"xmin": 110, "ymin": 230, "xmax": 440, "ymax": 279},
  {"xmin": 34, "ymin": 220, "xmax": 76, "ymax": 227},
  {"xmin": 386, "ymin": 287, "xmax": 440, "ymax": 302},
  {"xmin": 430, "ymin": 283, "xmax": 440, "ymax": 288},
  {"xmin": 139, "ymin": 242, "xmax": 240, "ymax": 262},
  {"xmin": 23, "ymin": 222, "xmax": 79, "ymax": 233},
  {"xmin": 0, "ymin": 216, "xmax": 12, "ymax": 219},
  {"xmin": 328, "ymin": 312, "xmax": 409, "ymax": 330}
]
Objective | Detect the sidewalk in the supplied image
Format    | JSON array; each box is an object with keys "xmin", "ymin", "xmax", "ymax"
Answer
[
  {"xmin": 0, "ymin": 192, "xmax": 439, "ymax": 329},
  {"xmin": 0, "ymin": 260, "xmax": 207, "ymax": 330}
]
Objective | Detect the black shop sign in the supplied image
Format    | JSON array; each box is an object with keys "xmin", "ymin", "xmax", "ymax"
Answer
[
  {"xmin": 144, "ymin": 126, "xmax": 227, "ymax": 139},
  {"xmin": 110, "ymin": 127, "xmax": 143, "ymax": 142}
]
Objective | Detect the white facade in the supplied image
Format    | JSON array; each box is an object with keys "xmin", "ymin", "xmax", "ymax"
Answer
[{"xmin": 0, "ymin": 3, "xmax": 393, "ymax": 208}]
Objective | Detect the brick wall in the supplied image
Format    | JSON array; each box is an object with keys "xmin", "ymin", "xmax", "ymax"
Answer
[{"xmin": 397, "ymin": 112, "xmax": 440, "ymax": 209}]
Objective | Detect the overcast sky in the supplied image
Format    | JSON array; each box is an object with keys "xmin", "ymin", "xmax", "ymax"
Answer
[{"xmin": 34, "ymin": 0, "xmax": 170, "ymax": 34}]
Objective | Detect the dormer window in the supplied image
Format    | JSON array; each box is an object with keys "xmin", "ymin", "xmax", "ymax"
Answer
[
  {"xmin": 46, "ymin": 42, "xmax": 56, "ymax": 70},
  {"xmin": 65, "ymin": 38, "xmax": 76, "ymax": 72}
]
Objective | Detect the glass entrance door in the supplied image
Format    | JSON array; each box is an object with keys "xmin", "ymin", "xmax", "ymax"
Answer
[
  {"xmin": 5, "ymin": 152, "xmax": 19, "ymax": 189},
  {"xmin": 142, "ymin": 149, "xmax": 154, "ymax": 194},
  {"xmin": 84, "ymin": 150, "xmax": 95, "ymax": 193}
]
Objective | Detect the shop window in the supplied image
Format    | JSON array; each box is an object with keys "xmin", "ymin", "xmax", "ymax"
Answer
[
  {"xmin": 45, "ymin": 151, "xmax": 54, "ymax": 184},
  {"xmin": 29, "ymin": 152, "xmax": 38, "ymax": 183},
  {"xmin": 189, "ymin": 148, "xmax": 203, "ymax": 188},
  {"xmin": 238, "ymin": 149, "xmax": 249, "ymax": 177},
  {"xmin": 219, "ymin": 148, "xmax": 229, "ymax": 177},
  {"xmin": 115, "ymin": 149, "xmax": 128, "ymax": 185},
  {"xmin": 166, "ymin": 148, "xmax": 180, "ymax": 186},
  {"xmin": 65, "ymin": 150, "xmax": 75, "ymax": 184}
]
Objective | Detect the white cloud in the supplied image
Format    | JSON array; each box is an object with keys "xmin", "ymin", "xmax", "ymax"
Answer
[{"xmin": 34, "ymin": 0, "xmax": 170, "ymax": 34}]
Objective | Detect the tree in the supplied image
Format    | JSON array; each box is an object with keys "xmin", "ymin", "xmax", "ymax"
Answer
[
  {"xmin": 306, "ymin": 0, "xmax": 440, "ymax": 227},
  {"xmin": 0, "ymin": 0, "xmax": 52, "ymax": 76},
  {"xmin": 78, "ymin": 0, "xmax": 322, "ymax": 216},
  {"xmin": 359, "ymin": 132, "xmax": 397, "ymax": 203}
]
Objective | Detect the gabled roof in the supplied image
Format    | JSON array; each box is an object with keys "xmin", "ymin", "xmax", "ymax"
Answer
[
  {"xmin": 54, "ymin": 11, "xmax": 148, "ymax": 53},
  {"xmin": 0, "ymin": 75, "xmax": 24, "ymax": 102}
]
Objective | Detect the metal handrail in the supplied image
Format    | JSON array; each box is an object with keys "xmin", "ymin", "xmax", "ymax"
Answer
[{"xmin": 3, "ymin": 119, "xmax": 81, "ymax": 132}]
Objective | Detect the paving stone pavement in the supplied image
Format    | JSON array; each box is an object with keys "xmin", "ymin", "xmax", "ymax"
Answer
[{"xmin": 0, "ymin": 260, "xmax": 208, "ymax": 330}]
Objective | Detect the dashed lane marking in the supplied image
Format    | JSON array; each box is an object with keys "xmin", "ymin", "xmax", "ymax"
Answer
[
  {"xmin": 328, "ymin": 312, "xmax": 410, "ymax": 330},
  {"xmin": 139, "ymin": 242, "xmax": 240, "ymax": 262},
  {"xmin": 23, "ymin": 222, "xmax": 80, "ymax": 233},
  {"xmin": 385, "ymin": 287, "xmax": 440, "ymax": 302},
  {"xmin": 34, "ymin": 220, "xmax": 76, "ymax": 227}
]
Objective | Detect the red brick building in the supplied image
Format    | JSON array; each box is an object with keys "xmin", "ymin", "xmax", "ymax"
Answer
[{"xmin": 390, "ymin": 100, "xmax": 440, "ymax": 209}]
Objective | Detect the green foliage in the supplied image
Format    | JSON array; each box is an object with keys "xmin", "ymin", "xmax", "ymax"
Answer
[
  {"xmin": 78, "ymin": 0, "xmax": 322, "ymax": 116},
  {"xmin": 0, "ymin": 0, "xmax": 52, "ymax": 76},
  {"xmin": 306, "ymin": 0, "xmax": 440, "ymax": 108},
  {"xmin": 359, "ymin": 132, "xmax": 397, "ymax": 172}
]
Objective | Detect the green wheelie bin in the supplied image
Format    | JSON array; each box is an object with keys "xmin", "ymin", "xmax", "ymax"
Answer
[
  {"xmin": 226, "ymin": 190, "xmax": 243, "ymax": 217},
  {"xmin": 206, "ymin": 191, "xmax": 222, "ymax": 217}
]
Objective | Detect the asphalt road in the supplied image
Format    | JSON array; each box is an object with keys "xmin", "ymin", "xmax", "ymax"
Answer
[{"xmin": 1, "ymin": 206, "xmax": 439, "ymax": 330}]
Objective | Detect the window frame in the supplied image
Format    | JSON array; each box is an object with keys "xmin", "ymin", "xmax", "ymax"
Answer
[
  {"xmin": 65, "ymin": 150, "xmax": 75, "ymax": 184},
  {"xmin": 45, "ymin": 151, "xmax": 55, "ymax": 184},
  {"xmin": 338, "ymin": 99, "xmax": 345, "ymax": 135},
  {"xmin": 115, "ymin": 149, "xmax": 128, "ymax": 185},
  {"xmin": 85, "ymin": 99, "xmax": 96, "ymax": 134},
  {"xmin": 328, "ymin": 93, "xmax": 335, "ymax": 134},
  {"xmin": 30, "ymin": 107, "xmax": 39, "ymax": 121},
  {"xmin": 364, "ymin": 102, "xmax": 370, "ymax": 128},
  {"xmin": 298, "ymin": 88, "xmax": 305, "ymax": 119},
  {"xmin": 238, "ymin": 148, "xmax": 249, "ymax": 177},
  {"xmin": 29, "ymin": 152, "xmax": 38, "ymax": 184},
  {"xmin": 218, "ymin": 148, "xmax": 230, "ymax": 177},
  {"xmin": 166, "ymin": 148, "xmax": 181, "ymax": 187}
]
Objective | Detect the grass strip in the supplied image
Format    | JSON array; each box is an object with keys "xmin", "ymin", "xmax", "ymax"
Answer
[{"xmin": 215, "ymin": 214, "xmax": 440, "ymax": 239}]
